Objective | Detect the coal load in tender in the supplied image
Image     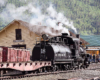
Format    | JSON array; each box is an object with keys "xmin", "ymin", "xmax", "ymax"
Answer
[{"xmin": 0, "ymin": 47, "xmax": 30, "ymax": 62}]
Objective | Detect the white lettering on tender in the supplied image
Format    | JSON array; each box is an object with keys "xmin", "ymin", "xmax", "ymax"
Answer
[{"xmin": 55, "ymin": 53, "xmax": 66, "ymax": 57}]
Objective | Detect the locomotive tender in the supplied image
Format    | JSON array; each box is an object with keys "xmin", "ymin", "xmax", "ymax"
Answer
[{"xmin": 32, "ymin": 33, "xmax": 90, "ymax": 70}]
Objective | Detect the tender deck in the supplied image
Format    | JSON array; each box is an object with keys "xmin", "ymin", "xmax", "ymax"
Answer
[{"xmin": 0, "ymin": 61, "xmax": 51, "ymax": 71}]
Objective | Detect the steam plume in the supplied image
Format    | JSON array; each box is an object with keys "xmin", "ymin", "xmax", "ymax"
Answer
[
  {"xmin": 0, "ymin": 0, "xmax": 7, "ymax": 6},
  {"xmin": 0, "ymin": 2, "xmax": 77, "ymax": 36}
]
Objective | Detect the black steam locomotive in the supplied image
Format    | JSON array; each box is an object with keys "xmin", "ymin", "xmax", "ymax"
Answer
[{"xmin": 32, "ymin": 33, "xmax": 90, "ymax": 71}]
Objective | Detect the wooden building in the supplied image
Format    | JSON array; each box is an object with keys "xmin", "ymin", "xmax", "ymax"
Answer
[
  {"xmin": 0, "ymin": 20, "xmax": 88, "ymax": 55},
  {"xmin": 86, "ymin": 49, "xmax": 100, "ymax": 56},
  {"xmin": 0, "ymin": 20, "xmax": 41, "ymax": 54},
  {"xmin": 80, "ymin": 35, "xmax": 100, "ymax": 56}
]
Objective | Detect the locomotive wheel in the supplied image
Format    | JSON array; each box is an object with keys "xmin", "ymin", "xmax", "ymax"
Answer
[
  {"xmin": 64, "ymin": 65, "xmax": 69, "ymax": 70},
  {"xmin": 39, "ymin": 68, "xmax": 43, "ymax": 73},
  {"xmin": 70, "ymin": 65, "xmax": 74, "ymax": 70},
  {"xmin": 43, "ymin": 67, "xmax": 47, "ymax": 73},
  {"xmin": 59, "ymin": 65, "xmax": 63, "ymax": 71},
  {"xmin": 77, "ymin": 63, "xmax": 81, "ymax": 69},
  {"xmin": 79, "ymin": 63, "xmax": 83, "ymax": 69},
  {"xmin": 0, "ymin": 70, "xmax": 3, "ymax": 77},
  {"xmin": 86, "ymin": 65, "xmax": 89, "ymax": 68},
  {"xmin": 34, "ymin": 70, "xmax": 39, "ymax": 74},
  {"xmin": 47, "ymin": 67, "xmax": 52, "ymax": 72},
  {"xmin": 53, "ymin": 65, "xmax": 58, "ymax": 71},
  {"xmin": 83, "ymin": 65, "xmax": 86, "ymax": 69},
  {"xmin": 69, "ymin": 65, "xmax": 73, "ymax": 70},
  {"xmin": 72, "ymin": 63, "xmax": 76, "ymax": 70},
  {"xmin": 85, "ymin": 65, "xmax": 89, "ymax": 69},
  {"xmin": 80, "ymin": 65, "xmax": 83, "ymax": 69}
]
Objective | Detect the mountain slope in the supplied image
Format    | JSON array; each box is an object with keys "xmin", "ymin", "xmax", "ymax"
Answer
[{"xmin": 0, "ymin": 0, "xmax": 100, "ymax": 35}]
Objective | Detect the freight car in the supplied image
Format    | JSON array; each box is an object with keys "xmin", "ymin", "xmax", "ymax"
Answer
[
  {"xmin": 0, "ymin": 47, "xmax": 51, "ymax": 77},
  {"xmin": 0, "ymin": 47, "xmax": 30, "ymax": 62},
  {"xmin": 0, "ymin": 47, "xmax": 31, "ymax": 76},
  {"xmin": 32, "ymin": 33, "xmax": 90, "ymax": 71}
]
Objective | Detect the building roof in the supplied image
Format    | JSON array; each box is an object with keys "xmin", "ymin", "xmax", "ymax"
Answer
[
  {"xmin": 0, "ymin": 20, "xmax": 62, "ymax": 37},
  {"xmin": 86, "ymin": 49, "xmax": 100, "ymax": 51},
  {"xmin": 80, "ymin": 35, "xmax": 100, "ymax": 47},
  {"xmin": 0, "ymin": 19, "xmax": 89, "ymax": 45}
]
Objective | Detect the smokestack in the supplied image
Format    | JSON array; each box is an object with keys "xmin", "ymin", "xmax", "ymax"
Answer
[
  {"xmin": 76, "ymin": 34, "xmax": 80, "ymax": 38},
  {"xmin": 62, "ymin": 33, "xmax": 68, "ymax": 37}
]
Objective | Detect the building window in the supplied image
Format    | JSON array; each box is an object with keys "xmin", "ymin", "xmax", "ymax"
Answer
[{"xmin": 15, "ymin": 29, "xmax": 22, "ymax": 40}]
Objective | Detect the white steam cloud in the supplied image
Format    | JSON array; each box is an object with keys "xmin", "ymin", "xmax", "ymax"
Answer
[
  {"xmin": 0, "ymin": 2, "xmax": 77, "ymax": 36},
  {"xmin": 0, "ymin": 0, "xmax": 7, "ymax": 6}
]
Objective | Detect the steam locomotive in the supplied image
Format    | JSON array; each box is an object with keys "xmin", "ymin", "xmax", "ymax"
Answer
[
  {"xmin": 32, "ymin": 33, "xmax": 90, "ymax": 71},
  {"xmin": 0, "ymin": 33, "xmax": 90, "ymax": 77}
]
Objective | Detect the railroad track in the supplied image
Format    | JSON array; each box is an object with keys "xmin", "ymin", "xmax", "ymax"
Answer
[
  {"xmin": 0, "ymin": 70, "xmax": 76, "ymax": 80},
  {"xmin": 1, "ymin": 63, "xmax": 100, "ymax": 80}
]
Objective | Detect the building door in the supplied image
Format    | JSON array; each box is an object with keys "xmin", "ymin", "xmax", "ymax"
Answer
[{"xmin": 12, "ymin": 44, "xmax": 26, "ymax": 49}]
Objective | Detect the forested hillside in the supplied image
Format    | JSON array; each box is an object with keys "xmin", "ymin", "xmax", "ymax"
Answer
[{"xmin": 0, "ymin": 0, "xmax": 100, "ymax": 35}]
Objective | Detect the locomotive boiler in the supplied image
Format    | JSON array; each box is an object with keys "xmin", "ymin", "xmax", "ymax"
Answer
[{"xmin": 32, "ymin": 33, "xmax": 90, "ymax": 70}]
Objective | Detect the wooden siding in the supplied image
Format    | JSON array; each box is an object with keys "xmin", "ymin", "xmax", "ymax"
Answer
[
  {"xmin": 86, "ymin": 50, "xmax": 99, "ymax": 56},
  {"xmin": 0, "ymin": 22, "xmax": 41, "ymax": 55}
]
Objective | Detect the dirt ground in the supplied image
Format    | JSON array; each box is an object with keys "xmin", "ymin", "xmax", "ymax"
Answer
[{"xmin": 12, "ymin": 63, "xmax": 100, "ymax": 80}]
